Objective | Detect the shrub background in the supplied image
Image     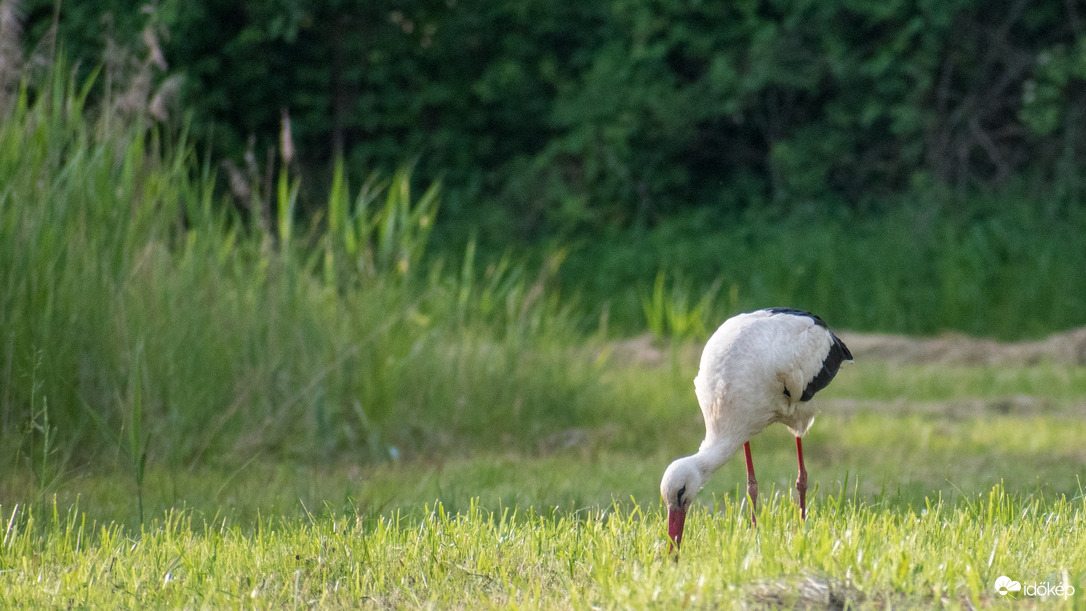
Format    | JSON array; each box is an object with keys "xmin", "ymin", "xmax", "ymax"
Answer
[{"xmin": 18, "ymin": 0, "xmax": 1086, "ymax": 236}]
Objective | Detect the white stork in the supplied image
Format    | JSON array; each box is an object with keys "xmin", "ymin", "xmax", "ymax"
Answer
[{"xmin": 660, "ymin": 307, "xmax": 853, "ymax": 553}]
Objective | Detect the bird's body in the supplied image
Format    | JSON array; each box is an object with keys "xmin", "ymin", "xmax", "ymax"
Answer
[
  {"xmin": 696, "ymin": 308, "xmax": 848, "ymax": 443},
  {"xmin": 662, "ymin": 308, "xmax": 852, "ymax": 552}
]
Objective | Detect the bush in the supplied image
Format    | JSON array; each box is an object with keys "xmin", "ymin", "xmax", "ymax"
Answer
[{"xmin": 16, "ymin": 0, "xmax": 1086, "ymax": 237}]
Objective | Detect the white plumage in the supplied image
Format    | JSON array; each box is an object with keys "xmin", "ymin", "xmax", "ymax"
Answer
[{"xmin": 661, "ymin": 308, "xmax": 853, "ymax": 553}]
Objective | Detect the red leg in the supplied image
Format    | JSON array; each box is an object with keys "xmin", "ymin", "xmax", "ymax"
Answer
[
  {"xmin": 743, "ymin": 441, "xmax": 758, "ymax": 525},
  {"xmin": 795, "ymin": 436, "xmax": 808, "ymax": 520}
]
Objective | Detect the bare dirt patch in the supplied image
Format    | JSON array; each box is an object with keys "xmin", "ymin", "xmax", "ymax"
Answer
[
  {"xmin": 836, "ymin": 327, "xmax": 1086, "ymax": 366},
  {"xmin": 609, "ymin": 327, "xmax": 1086, "ymax": 367}
]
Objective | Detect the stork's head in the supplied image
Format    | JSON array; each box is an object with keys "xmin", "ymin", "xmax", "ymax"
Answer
[{"xmin": 660, "ymin": 457, "xmax": 705, "ymax": 554}]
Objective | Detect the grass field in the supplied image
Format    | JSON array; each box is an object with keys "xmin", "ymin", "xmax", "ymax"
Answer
[
  {"xmin": 3, "ymin": 356, "xmax": 1085, "ymax": 608},
  {"xmin": 1, "ymin": 484, "xmax": 1082, "ymax": 608},
  {"xmin": 2, "ymin": 65, "xmax": 1085, "ymax": 608}
]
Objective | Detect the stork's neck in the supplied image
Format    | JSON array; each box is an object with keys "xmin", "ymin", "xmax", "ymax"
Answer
[{"xmin": 692, "ymin": 434, "xmax": 744, "ymax": 478}]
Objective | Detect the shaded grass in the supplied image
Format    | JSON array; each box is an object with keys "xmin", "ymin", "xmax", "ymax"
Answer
[
  {"xmin": 832, "ymin": 362, "xmax": 1086, "ymax": 403},
  {"xmin": 3, "ymin": 394, "xmax": 1083, "ymax": 528}
]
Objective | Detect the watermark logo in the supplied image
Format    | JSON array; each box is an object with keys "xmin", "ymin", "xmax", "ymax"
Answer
[
  {"xmin": 995, "ymin": 575, "xmax": 1075, "ymax": 599},
  {"xmin": 994, "ymin": 576, "xmax": 1021, "ymax": 596}
]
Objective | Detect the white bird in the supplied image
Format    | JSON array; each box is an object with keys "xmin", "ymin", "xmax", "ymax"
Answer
[{"xmin": 661, "ymin": 307, "xmax": 853, "ymax": 552}]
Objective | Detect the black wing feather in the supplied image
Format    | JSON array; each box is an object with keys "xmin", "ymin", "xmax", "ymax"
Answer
[
  {"xmin": 800, "ymin": 333, "xmax": 853, "ymax": 401},
  {"xmin": 764, "ymin": 307, "xmax": 828, "ymax": 329}
]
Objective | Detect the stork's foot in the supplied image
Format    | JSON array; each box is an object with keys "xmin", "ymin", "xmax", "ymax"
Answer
[
  {"xmin": 743, "ymin": 441, "xmax": 758, "ymax": 526},
  {"xmin": 795, "ymin": 470, "xmax": 807, "ymax": 520},
  {"xmin": 747, "ymin": 477, "xmax": 759, "ymax": 525}
]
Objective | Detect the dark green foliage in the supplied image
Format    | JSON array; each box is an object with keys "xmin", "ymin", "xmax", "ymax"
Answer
[{"xmin": 18, "ymin": 0, "xmax": 1086, "ymax": 237}]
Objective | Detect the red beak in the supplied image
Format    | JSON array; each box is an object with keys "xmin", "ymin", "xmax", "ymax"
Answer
[{"xmin": 667, "ymin": 507, "xmax": 687, "ymax": 554}]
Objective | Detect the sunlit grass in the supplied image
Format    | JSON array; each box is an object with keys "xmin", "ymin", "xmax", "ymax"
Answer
[{"xmin": 2, "ymin": 482, "xmax": 1083, "ymax": 608}]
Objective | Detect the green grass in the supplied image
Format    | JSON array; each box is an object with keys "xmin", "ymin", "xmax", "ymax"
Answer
[
  {"xmin": 561, "ymin": 198, "xmax": 1086, "ymax": 341},
  {"xmin": 0, "ymin": 66, "xmax": 599, "ymax": 467},
  {"xmin": 831, "ymin": 362, "xmax": 1086, "ymax": 404},
  {"xmin": 2, "ymin": 479, "xmax": 1083, "ymax": 608},
  {"xmin": 4, "ymin": 60, "xmax": 1086, "ymax": 468},
  {"xmin": 3, "ymin": 61, "xmax": 1086, "ymax": 609},
  {"xmin": 4, "ymin": 358, "xmax": 1086, "ymax": 607}
]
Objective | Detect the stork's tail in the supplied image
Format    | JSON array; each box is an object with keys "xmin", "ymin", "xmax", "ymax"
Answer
[{"xmin": 832, "ymin": 333, "xmax": 853, "ymax": 363}]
